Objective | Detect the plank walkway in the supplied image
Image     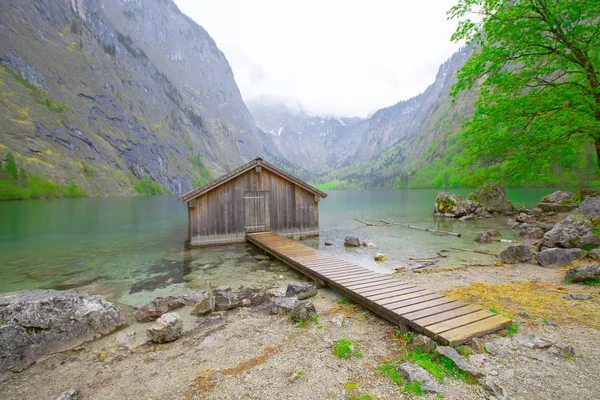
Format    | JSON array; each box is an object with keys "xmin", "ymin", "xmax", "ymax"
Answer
[{"xmin": 247, "ymin": 232, "xmax": 511, "ymax": 346}]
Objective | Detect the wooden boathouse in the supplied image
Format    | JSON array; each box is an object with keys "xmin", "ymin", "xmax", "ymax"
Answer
[{"xmin": 179, "ymin": 158, "xmax": 327, "ymax": 246}]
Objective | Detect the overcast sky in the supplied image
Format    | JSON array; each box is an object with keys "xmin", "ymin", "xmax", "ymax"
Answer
[{"xmin": 174, "ymin": 0, "xmax": 463, "ymax": 118}]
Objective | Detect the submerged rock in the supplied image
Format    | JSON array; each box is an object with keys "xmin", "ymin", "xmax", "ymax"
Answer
[
  {"xmin": 324, "ymin": 240, "xmax": 334, "ymax": 246},
  {"xmin": 0, "ymin": 290, "xmax": 126, "ymax": 373},
  {"xmin": 147, "ymin": 312, "xmax": 183, "ymax": 343},
  {"xmin": 487, "ymin": 229, "xmax": 502, "ymax": 237},
  {"xmin": 468, "ymin": 183, "xmax": 515, "ymax": 213},
  {"xmin": 374, "ymin": 253, "xmax": 388, "ymax": 261},
  {"xmin": 362, "ymin": 240, "xmax": 377, "ymax": 248},
  {"xmin": 536, "ymin": 248, "xmax": 586, "ymax": 268},
  {"xmin": 499, "ymin": 245, "xmax": 533, "ymax": 264},
  {"xmin": 286, "ymin": 282, "xmax": 317, "ymax": 300},
  {"xmin": 396, "ymin": 362, "xmax": 441, "ymax": 393},
  {"xmin": 214, "ymin": 286, "xmax": 240, "ymax": 311},
  {"xmin": 474, "ymin": 232, "xmax": 493, "ymax": 243},
  {"xmin": 344, "ymin": 236, "xmax": 361, "ymax": 247},
  {"xmin": 565, "ymin": 264, "xmax": 600, "ymax": 282},
  {"xmin": 135, "ymin": 296, "xmax": 186, "ymax": 322},
  {"xmin": 49, "ymin": 274, "xmax": 103, "ymax": 290}
]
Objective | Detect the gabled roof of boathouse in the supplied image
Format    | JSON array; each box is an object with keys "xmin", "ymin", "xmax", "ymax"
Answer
[{"xmin": 178, "ymin": 157, "xmax": 328, "ymax": 203}]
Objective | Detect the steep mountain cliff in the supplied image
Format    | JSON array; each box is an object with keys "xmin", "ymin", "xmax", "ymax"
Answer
[
  {"xmin": 0, "ymin": 0, "xmax": 269, "ymax": 196},
  {"xmin": 249, "ymin": 48, "xmax": 473, "ymax": 187}
]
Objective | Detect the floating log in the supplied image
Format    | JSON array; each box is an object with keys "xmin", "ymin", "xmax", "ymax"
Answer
[
  {"xmin": 449, "ymin": 247, "xmax": 497, "ymax": 256},
  {"xmin": 353, "ymin": 217, "xmax": 385, "ymax": 227},
  {"xmin": 379, "ymin": 219, "xmax": 461, "ymax": 237}
]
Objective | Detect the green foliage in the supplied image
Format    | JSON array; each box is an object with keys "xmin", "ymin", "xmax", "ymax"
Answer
[
  {"xmin": 503, "ymin": 322, "xmax": 520, "ymax": 336},
  {"xmin": 344, "ymin": 382, "xmax": 358, "ymax": 391},
  {"xmin": 186, "ymin": 141, "xmax": 193, "ymax": 151},
  {"xmin": 376, "ymin": 363, "xmax": 404, "ymax": 386},
  {"xmin": 331, "ymin": 339, "xmax": 363, "ymax": 359},
  {"xmin": 449, "ymin": 0, "xmax": 600, "ymax": 184},
  {"xmin": 564, "ymin": 276, "xmax": 600, "ymax": 287},
  {"xmin": 134, "ymin": 175, "xmax": 169, "ymax": 196},
  {"xmin": 395, "ymin": 330, "xmax": 415, "ymax": 345},
  {"xmin": 187, "ymin": 154, "xmax": 214, "ymax": 187},
  {"xmin": 295, "ymin": 320, "xmax": 307, "ymax": 328},
  {"xmin": 5, "ymin": 153, "xmax": 18, "ymax": 181},
  {"xmin": 404, "ymin": 382, "xmax": 423, "ymax": 395},
  {"xmin": 0, "ymin": 165, "xmax": 88, "ymax": 201},
  {"xmin": 337, "ymin": 297, "xmax": 351, "ymax": 305},
  {"xmin": 39, "ymin": 98, "xmax": 67, "ymax": 113},
  {"xmin": 348, "ymin": 395, "xmax": 378, "ymax": 400}
]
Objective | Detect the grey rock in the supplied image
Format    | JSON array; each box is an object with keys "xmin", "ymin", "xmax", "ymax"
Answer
[
  {"xmin": 539, "ymin": 222, "xmax": 555, "ymax": 232},
  {"xmin": 519, "ymin": 334, "xmax": 553, "ymax": 349},
  {"xmin": 481, "ymin": 376, "xmax": 509, "ymax": 400},
  {"xmin": 286, "ymin": 282, "xmax": 317, "ymax": 300},
  {"xmin": 541, "ymin": 215, "xmax": 600, "ymax": 249},
  {"xmin": 433, "ymin": 192, "xmax": 479, "ymax": 218},
  {"xmin": 474, "ymin": 232, "xmax": 493, "ymax": 243},
  {"xmin": 0, "ymin": 290, "xmax": 125, "ymax": 373},
  {"xmin": 411, "ymin": 334, "xmax": 436, "ymax": 352},
  {"xmin": 182, "ymin": 290, "xmax": 211, "ymax": 306},
  {"xmin": 50, "ymin": 274, "xmax": 103, "ymax": 290},
  {"xmin": 190, "ymin": 292, "xmax": 215, "ymax": 316},
  {"xmin": 253, "ymin": 254, "xmax": 269, "ymax": 261},
  {"xmin": 134, "ymin": 296, "xmax": 186, "ymax": 322},
  {"xmin": 362, "ymin": 240, "xmax": 377, "ymax": 248},
  {"xmin": 53, "ymin": 388, "xmax": 82, "ymax": 400},
  {"xmin": 271, "ymin": 297, "xmax": 296, "ymax": 315},
  {"xmin": 487, "ymin": 229, "xmax": 502, "ymax": 237},
  {"xmin": 516, "ymin": 212, "xmax": 537, "ymax": 223},
  {"xmin": 468, "ymin": 183, "xmax": 515, "ymax": 213},
  {"xmin": 518, "ymin": 226, "xmax": 544, "ymax": 239},
  {"xmin": 517, "ymin": 311, "xmax": 534, "ymax": 319},
  {"xmin": 551, "ymin": 342, "xmax": 575, "ymax": 359},
  {"xmin": 477, "ymin": 210, "xmax": 493, "ymax": 219},
  {"xmin": 588, "ymin": 249, "xmax": 600, "ymax": 260},
  {"xmin": 537, "ymin": 202, "xmax": 578, "ymax": 213},
  {"xmin": 0, "ymin": 50, "xmax": 48, "ymax": 90},
  {"xmin": 344, "ymin": 236, "xmax": 361, "ymax": 247},
  {"xmin": 536, "ymin": 248, "xmax": 586, "ymax": 268},
  {"xmin": 324, "ymin": 240, "xmax": 334, "ymax": 246},
  {"xmin": 528, "ymin": 207, "xmax": 543, "ymax": 215},
  {"xmin": 499, "ymin": 245, "xmax": 533, "ymax": 264},
  {"xmin": 567, "ymin": 195, "xmax": 600, "ymax": 219},
  {"xmin": 563, "ymin": 293, "xmax": 592, "ymax": 300},
  {"xmin": 435, "ymin": 346, "xmax": 483, "ymax": 377},
  {"xmin": 565, "ymin": 264, "xmax": 600, "ymax": 282},
  {"xmin": 147, "ymin": 312, "xmax": 183, "ymax": 343},
  {"xmin": 290, "ymin": 300, "xmax": 317, "ymax": 322},
  {"xmin": 396, "ymin": 362, "xmax": 441, "ymax": 393},
  {"xmin": 541, "ymin": 191, "xmax": 575, "ymax": 204},
  {"xmin": 459, "ymin": 214, "xmax": 474, "ymax": 221},
  {"xmin": 214, "ymin": 286, "xmax": 240, "ymax": 311}
]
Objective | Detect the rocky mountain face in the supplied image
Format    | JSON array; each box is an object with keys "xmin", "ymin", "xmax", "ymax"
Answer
[
  {"xmin": 0, "ymin": 0, "xmax": 270, "ymax": 196},
  {"xmin": 249, "ymin": 48, "xmax": 474, "ymax": 187}
]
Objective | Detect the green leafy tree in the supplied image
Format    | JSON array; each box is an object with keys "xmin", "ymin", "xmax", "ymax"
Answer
[
  {"xmin": 449, "ymin": 0, "xmax": 600, "ymax": 184},
  {"xmin": 5, "ymin": 153, "xmax": 18, "ymax": 181}
]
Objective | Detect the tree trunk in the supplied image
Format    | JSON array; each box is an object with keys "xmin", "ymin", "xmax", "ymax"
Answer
[{"xmin": 596, "ymin": 137, "xmax": 600, "ymax": 170}]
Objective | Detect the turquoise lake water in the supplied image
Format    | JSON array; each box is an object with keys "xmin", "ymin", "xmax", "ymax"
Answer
[{"xmin": 0, "ymin": 188, "xmax": 564, "ymax": 306}]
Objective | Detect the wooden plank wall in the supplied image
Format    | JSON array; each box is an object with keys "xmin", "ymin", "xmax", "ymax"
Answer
[{"xmin": 188, "ymin": 168, "xmax": 319, "ymax": 246}]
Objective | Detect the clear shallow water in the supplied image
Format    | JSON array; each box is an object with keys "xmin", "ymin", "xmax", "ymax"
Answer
[{"xmin": 0, "ymin": 188, "xmax": 567, "ymax": 305}]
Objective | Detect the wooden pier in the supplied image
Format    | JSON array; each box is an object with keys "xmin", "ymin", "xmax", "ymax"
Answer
[{"xmin": 247, "ymin": 232, "xmax": 511, "ymax": 345}]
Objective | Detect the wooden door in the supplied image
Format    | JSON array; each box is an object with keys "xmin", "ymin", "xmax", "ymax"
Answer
[{"xmin": 244, "ymin": 191, "xmax": 270, "ymax": 232}]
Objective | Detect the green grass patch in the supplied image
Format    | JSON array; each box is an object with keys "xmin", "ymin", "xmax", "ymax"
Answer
[
  {"xmin": 564, "ymin": 276, "xmax": 600, "ymax": 287},
  {"xmin": 348, "ymin": 395, "xmax": 379, "ymax": 400},
  {"xmin": 502, "ymin": 322, "xmax": 519, "ymax": 336},
  {"xmin": 455, "ymin": 346, "xmax": 472, "ymax": 357},
  {"xmin": 344, "ymin": 382, "xmax": 358, "ymax": 391},
  {"xmin": 332, "ymin": 339, "xmax": 363, "ymax": 359},
  {"xmin": 295, "ymin": 320, "xmax": 307, "ymax": 328},
  {"xmin": 337, "ymin": 297, "xmax": 351, "ymax": 305},
  {"xmin": 401, "ymin": 348, "xmax": 478, "ymax": 384}
]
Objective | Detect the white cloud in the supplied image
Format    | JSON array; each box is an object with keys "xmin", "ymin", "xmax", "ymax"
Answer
[{"xmin": 174, "ymin": 0, "xmax": 463, "ymax": 117}]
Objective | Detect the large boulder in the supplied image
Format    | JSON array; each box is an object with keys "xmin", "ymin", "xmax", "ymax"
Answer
[
  {"xmin": 214, "ymin": 286, "xmax": 240, "ymax": 311},
  {"xmin": 541, "ymin": 191, "xmax": 575, "ymax": 204},
  {"xmin": 190, "ymin": 291, "xmax": 215, "ymax": 316},
  {"xmin": 146, "ymin": 312, "xmax": 183, "ymax": 343},
  {"xmin": 537, "ymin": 202, "xmax": 578, "ymax": 212},
  {"xmin": 565, "ymin": 264, "xmax": 600, "ymax": 282},
  {"xmin": 499, "ymin": 245, "xmax": 533, "ymax": 264},
  {"xmin": 467, "ymin": 183, "xmax": 515, "ymax": 213},
  {"xmin": 536, "ymin": 248, "xmax": 586, "ymax": 268},
  {"xmin": 433, "ymin": 192, "xmax": 479, "ymax": 218},
  {"xmin": 134, "ymin": 296, "xmax": 186, "ymax": 322},
  {"xmin": 0, "ymin": 290, "xmax": 126, "ymax": 373},
  {"xmin": 289, "ymin": 300, "xmax": 317, "ymax": 322},
  {"xmin": 474, "ymin": 232, "xmax": 493, "ymax": 243},
  {"xmin": 541, "ymin": 214, "xmax": 600, "ymax": 249},
  {"xmin": 435, "ymin": 346, "xmax": 483, "ymax": 377}
]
